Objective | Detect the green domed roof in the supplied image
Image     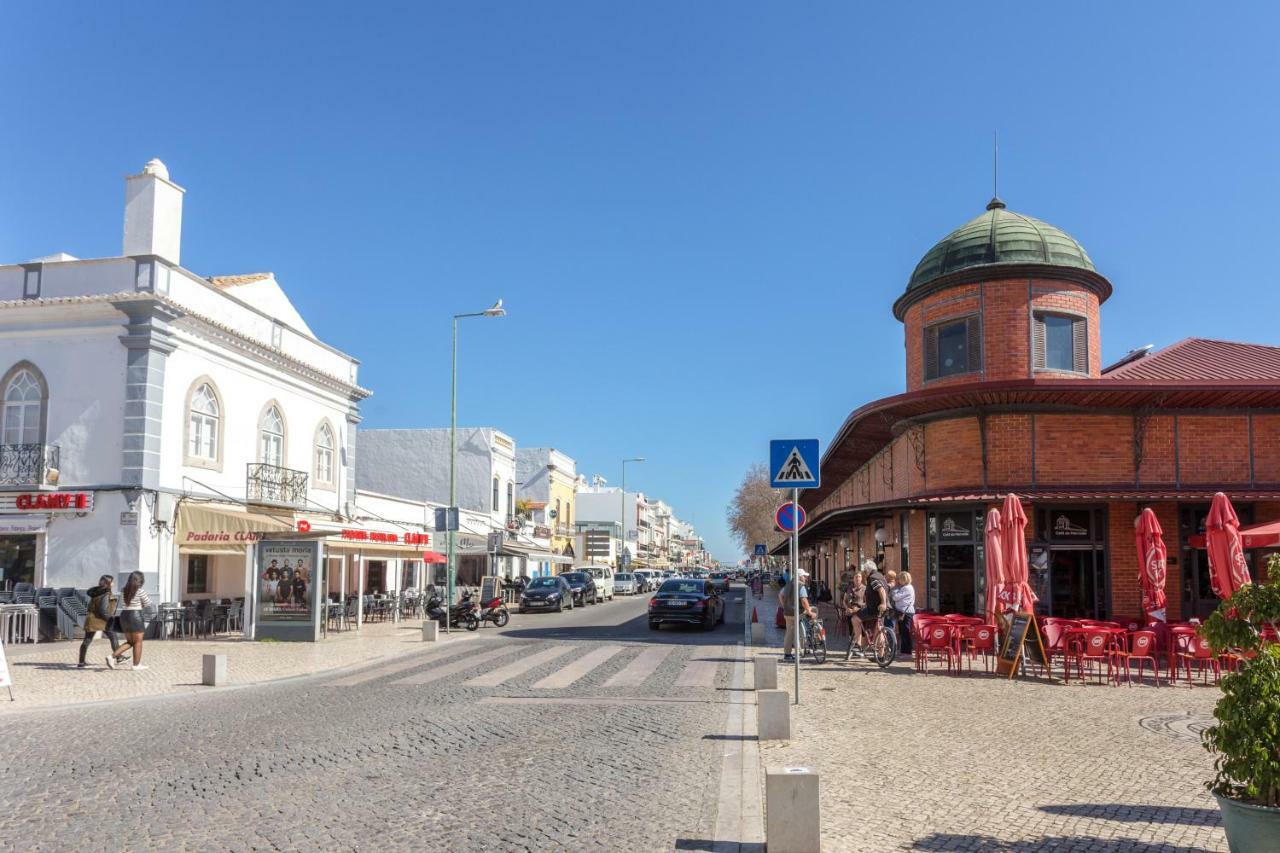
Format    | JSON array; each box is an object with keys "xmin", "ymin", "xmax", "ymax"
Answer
[{"xmin": 907, "ymin": 198, "xmax": 1096, "ymax": 292}]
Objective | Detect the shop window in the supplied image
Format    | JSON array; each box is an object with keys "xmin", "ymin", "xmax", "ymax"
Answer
[
  {"xmin": 2, "ymin": 366, "xmax": 45, "ymax": 445},
  {"xmin": 259, "ymin": 404, "xmax": 285, "ymax": 466},
  {"xmin": 1033, "ymin": 313, "xmax": 1087, "ymax": 373},
  {"xmin": 186, "ymin": 555, "xmax": 209, "ymax": 594},
  {"xmin": 314, "ymin": 421, "xmax": 335, "ymax": 487},
  {"xmin": 186, "ymin": 381, "xmax": 221, "ymax": 466},
  {"xmin": 924, "ymin": 316, "xmax": 980, "ymax": 381}
]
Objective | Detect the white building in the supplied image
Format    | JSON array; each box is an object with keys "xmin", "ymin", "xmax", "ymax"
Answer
[{"xmin": 0, "ymin": 160, "xmax": 375, "ymax": 609}]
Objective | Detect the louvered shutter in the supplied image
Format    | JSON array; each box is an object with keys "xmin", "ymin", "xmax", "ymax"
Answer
[
  {"xmin": 967, "ymin": 317, "xmax": 982, "ymax": 372},
  {"xmin": 924, "ymin": 326, "xmax": 939, "ymax": 381},
  {"xmin": 1072, "ymin": 317, "xmax": 1088, "ymax": 373},
  {"xmin": 1032, "ymin": 316, "xmax": 1046, "ymax": 369}
]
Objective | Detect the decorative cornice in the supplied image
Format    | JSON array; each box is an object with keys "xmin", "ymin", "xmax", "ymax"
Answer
[{"xmin": 892, "ymin": 263, "xmax": 1113, "ymax": 321}]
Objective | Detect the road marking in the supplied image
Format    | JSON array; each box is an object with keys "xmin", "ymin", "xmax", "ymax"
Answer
[
  {"xmin": 479, "ymin": 696, "xmax": 727, "ymax": 707},
  {"xmin": 604, "ymin": 646, "xmax": 673, "ymax": 688},
  {"xmin": 676, "ymin": 645, "xmax": 728, "ymax": 688},
  {"xmin": 328, "ymin": 642, "xmax": 485, "ymax": 687},
  {"xmin": 531, "ymin": 644, "xmax": 622, "ymax": 689},
  {"xmin": 711, "ymin": 643, "xmax": 763, "ymax": 851},
  {"xmin": 465, "ymin": 644, "xmax": 575, "ymax": 688},
  {"xmin": 393, "ymin": 645, "xmax": 523, "ymax": 686}
]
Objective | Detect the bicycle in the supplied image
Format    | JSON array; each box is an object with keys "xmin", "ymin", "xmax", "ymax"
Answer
[
  {"xmin": 797, "ymin": 613, "xmax": 828, "ymax": 664},
  {"xmin": 846, "ymin": 609, "xmax": 897, "ymax": 668}
]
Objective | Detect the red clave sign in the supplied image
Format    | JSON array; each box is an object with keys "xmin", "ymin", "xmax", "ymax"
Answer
[{"xmin": 16, "ymin": 493, "xmax": 90, "ymax": 510}]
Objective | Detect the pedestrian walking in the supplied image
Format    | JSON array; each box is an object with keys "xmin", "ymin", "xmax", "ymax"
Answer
[
  {"xmin": 78, "ymin": 574, "xmax": 121, "ymax": 668},
  {"xmin": 893, "ymin": 570, "xmax": 916, "ymax": 656},
  {"xmin": 106, "ymin": 571, "xmax": 152, "ymax": 671}
]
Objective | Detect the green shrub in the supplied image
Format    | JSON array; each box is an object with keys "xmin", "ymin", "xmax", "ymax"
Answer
[{"xmin": 1201, "ymin": 554, "xmax": 1280, "ymax": 807}]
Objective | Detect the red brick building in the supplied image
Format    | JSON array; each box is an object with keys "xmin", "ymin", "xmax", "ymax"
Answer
[{"xmin": 792, "ymin": 197, "xmax": 1280, "ymax": 622}]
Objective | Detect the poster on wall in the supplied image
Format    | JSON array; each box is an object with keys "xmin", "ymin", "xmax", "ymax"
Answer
[{"xmin": 257, "ymin": 540, "xmax": 319, "ymax": 624}]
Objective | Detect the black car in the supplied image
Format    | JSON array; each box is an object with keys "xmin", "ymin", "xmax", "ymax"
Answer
[
  {"xmin": 558, "ymin": 571, "xmax": 598, "ymax": 606},
  {"xmin": 518, "ymin": 576, "xmax": 574, "ymax": 613},
  {"xmin": 649, "ymin": 578, "xmax": 724, "ymax": 631}
]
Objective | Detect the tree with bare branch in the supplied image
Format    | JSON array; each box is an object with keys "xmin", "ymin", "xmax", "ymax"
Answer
[{"xmin": 726, "ymin": 462, "xmax": 787, "ymax": 558}]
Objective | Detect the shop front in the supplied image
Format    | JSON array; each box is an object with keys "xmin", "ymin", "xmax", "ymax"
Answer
[{"xmin": 0, "ymin": 490, "xmax": 98, "ymax": 591}]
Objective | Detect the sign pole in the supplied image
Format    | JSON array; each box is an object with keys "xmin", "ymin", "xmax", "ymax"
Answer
[{"xmin": 792, "ymin": 487, "xmax": 800, "ymax": 704}]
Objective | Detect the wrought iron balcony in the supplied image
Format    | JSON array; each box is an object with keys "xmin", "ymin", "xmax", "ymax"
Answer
[
  {"xmin": 0, "ymin": 443, "xmax": 59, "ymax": 487},
  {"xmin": 246, "ymin": 463, "xmax": 309, "ymax": 508}
]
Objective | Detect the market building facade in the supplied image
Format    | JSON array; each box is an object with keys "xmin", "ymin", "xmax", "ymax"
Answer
[{"xmin": 793, "ymin": 197, "xmax": 1280, "ymax": 623}]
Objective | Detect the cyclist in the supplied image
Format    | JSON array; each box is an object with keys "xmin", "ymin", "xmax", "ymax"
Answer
[
  {"xmin": 841, "ymin": 569, "xmax": 866, "ymax": 658},
  {"xmin": 779, "ymin": 567, "xmax": 816, "ymax": 662},
  {"xmin": 859, "ymin": 559, "xmax": 891, "ymax": 637}
]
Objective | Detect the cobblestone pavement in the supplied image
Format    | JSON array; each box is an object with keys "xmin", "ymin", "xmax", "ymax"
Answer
[
  {"xmin": 0, "ymin": 591, "xmax": 750, "ymax": 852},
  {"xmin": 743, "ymin": 590, "xmax": 1227, "ymax": 852}
]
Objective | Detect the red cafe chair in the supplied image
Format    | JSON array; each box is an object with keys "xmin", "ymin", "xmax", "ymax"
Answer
[
  {"xmin": 959, "ymin": 623, "xmax": 998, "ymax": 674},
  {"xmin": 916, "ymin": 622, "xmax": 956, "ymax": 674},
  {"xmin": 1177, "ymin": 634, "xmax": 1220, "ymax": 686},
  {"xmin": 1112, "ymin": 630, "xmax": 1161, "ymax": 686},
  {"xmin": 1040, "ymin": 619, "xmax": 1075, "ymax": 683},
  {"xmin": 1069, "ymin": 628, "xmax": 1116, "ymax": 685}
]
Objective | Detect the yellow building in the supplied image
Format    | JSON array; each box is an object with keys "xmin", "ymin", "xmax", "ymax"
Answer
[{"xmin": 516, "ymin": 447, "xmax": 578, "ymax": 567}]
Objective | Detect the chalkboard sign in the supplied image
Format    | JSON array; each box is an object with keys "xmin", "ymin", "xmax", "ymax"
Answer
[
  {"xmin": 996, "ymin": 611, "xmax": 1046, "ymax": 679},
  {"xmin": 480, "ymin": 576, "xmax": 500, "ymax": 604}
]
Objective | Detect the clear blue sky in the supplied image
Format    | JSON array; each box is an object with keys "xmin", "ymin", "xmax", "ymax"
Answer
[{"xmin": 3, "ymin": 3, "xmax": 1279, "ymax": 561}]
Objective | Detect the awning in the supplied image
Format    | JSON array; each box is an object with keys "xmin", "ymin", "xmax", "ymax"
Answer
[
  {"xmin": 176, "ymin": 501, "xmax": 295, "ymax": 554},
  {"xmin": 422, "ymin": 551, "xmax": 448, "ymax": 564},
  {"xmin": 528, "ymin": 551, "xmax": 574, "ymax": 565},
  {"xmin": 1190, "ymin": 518, "xmax": 1280, "ymax": 550}
]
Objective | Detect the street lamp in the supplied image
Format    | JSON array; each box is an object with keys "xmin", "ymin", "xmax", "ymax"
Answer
[
  {"xmin": 447, "ymin": 299, "xmax": 505, "ymax": 632},
  {"xmin": 620, "ymin": 456, "xmax": 644, "ymax": 569}
]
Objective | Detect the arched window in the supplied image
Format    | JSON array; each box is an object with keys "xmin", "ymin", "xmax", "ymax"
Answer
[
  {"xmin": 3, "ymin": 367, "xmax": 44, "ymax": 445},
  {"xmin": 259, "ymin": 404, "xmax": 285, "ymax": 466},
  {"xmin": 555, "ymin": 498, "xmax": 561, "ymax": 524},
  {"xmin": 314, "ymin": 421, "xmax": 335, "ymax": 486},
  {"xmin": 187, "ymin": 383, "xmax": 220, "ymax": 461}
]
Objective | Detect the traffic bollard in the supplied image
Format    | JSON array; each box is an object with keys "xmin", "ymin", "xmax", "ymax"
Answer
[
  {"xmin": 754, "ymin": 655, "xmax": 778, "ymax": 689},
  {"xmin": 765, "ymin": 767, "xmax": 821, "ymax": 852},
  {"xmin": 201, "ymin": 653, "xmax": 227, "ymax": 687},
  {"xmin": 757, "ymin": 689, "xmax": 791, "ymax": 740},
  {"xmin": 750, "ymin": 621, "xmax": 765, "ymax": 644},
  {"xmin": 421, "ymin": 621, "xmax": 439, "ymax": 642}
]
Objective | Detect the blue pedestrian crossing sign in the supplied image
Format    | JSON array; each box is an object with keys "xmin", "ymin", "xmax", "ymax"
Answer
[
  {"xmin": 753, "ymin": 544, "xmax": 767, "ymax": 557},
  {"xmin": 770, "ymin": 439, "xmax": 820, "ymax": 489}
]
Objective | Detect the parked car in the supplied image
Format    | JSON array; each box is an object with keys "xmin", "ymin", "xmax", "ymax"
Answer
[
  {"xmin": 648, "ymin": 578, "xmax": 725, "ymax": 631},
  {"xmin": 633, "ymin": 569, "xmax": 655, "ymax": 592},
  {"xmin": 559, "ymin": 570, "xmax": 599, "ymax": 605},
  {"xmin": 585, "ymin": 565, "xmax": 615, "ymax": 601},
  {"xmin": 707, "ymin": 571, "xmax": 731, "ymax": 594},
  {"xmin": 614, "ymin": 572, "xmax": 638, "ymax": 595},
  {"xmin": 518, "ymin": 576, "xmax": 574, "ymax": 613}
]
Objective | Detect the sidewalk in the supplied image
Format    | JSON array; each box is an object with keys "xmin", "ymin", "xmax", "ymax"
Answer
[
  {"xmin": 0, "ymin": 620, "xmax": 481, "ymax": 713},
  {"xmin": 741, "ymin": 589, "xmax": 1227, "ymax": 851}
]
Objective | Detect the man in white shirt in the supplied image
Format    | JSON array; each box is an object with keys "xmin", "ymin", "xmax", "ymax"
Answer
[{"xmin": 779, "ymin": 568, "xmax": 816, "ymax": 662}]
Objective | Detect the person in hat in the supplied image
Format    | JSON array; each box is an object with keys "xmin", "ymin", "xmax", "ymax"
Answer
[{"xmin": 778, "ymin": 567, "xmax": 816, "ymax": 662}]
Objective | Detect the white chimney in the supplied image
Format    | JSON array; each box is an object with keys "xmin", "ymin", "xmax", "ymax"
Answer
[{"xmin": 123, "ymin": 158, "xmax": 184, "ymax": 264}]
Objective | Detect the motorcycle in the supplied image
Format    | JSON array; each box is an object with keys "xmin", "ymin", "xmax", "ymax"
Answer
[
  {"xmin": 478, "ymin": 596, "xmax": 510, "ymax": 628},
  {"xmin": 425, "ymin": 591, "xmax": 480, "ymax": 631}
]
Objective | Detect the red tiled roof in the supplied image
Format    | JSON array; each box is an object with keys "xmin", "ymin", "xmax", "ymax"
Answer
[{"xmin": 1103, "ymin": 337, "xmax": 1280, "ymax": 381}]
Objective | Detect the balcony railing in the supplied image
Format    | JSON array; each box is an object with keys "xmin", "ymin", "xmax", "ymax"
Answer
[
  {"xmin": 0, "ymin": 443, "xmax": 59, "ymax": 487},
  {"xmin": 246, "ymin": 463, "xmax": 309, "ymax": 508}
]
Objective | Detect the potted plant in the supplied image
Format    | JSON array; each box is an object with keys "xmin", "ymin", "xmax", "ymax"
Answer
[{"xmin": 1199, "ymin": 552, "xmax": 1280, "ymax": 851}]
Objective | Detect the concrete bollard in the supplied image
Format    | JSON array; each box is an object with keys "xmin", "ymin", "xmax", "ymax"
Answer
[
  {"xmin": 421, "ymin": 621, "xmax": 439, "ymax": 642},
  {"xmin": 765, "ymin": 767, "xmax": 821, "ymax": 852},
  {"xmin": 750, "ymin": 621, "xmax": 765, "ymax": 644},
  {"xmin": 757, "ymin": 688, "xmax": 791, "ymax": 740},
  {"xmin": 201, "ymin": 653, "xmax": 227, "ymax": 687},
  {"xmin": 754, "ymin": 655, "xmax": 778, "ymax": 689}
]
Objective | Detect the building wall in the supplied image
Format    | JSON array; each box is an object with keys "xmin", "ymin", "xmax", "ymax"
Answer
[{"xmin": 358, "ymin": 428, "xmax": 506, "ymax": 516}]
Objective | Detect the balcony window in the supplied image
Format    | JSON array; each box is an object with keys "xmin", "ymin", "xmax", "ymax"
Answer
[
  {"xmin": 3, "ymin": 368, "xmax": 43, "ymax": 445},
  {"xmin": 259, "ymin": 404, "xmax": 285, "ymax": 466}
]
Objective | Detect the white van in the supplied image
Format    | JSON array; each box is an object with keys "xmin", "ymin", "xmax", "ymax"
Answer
[{"xmin": 581, "ymin": 565, "xmax": 615, "ymax": 601}]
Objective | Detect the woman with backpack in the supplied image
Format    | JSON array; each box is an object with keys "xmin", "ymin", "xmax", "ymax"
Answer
[
  {"xmin": 78, "ymin": 574, "xmax": 122, "ymax": 668},
  {"xmin": 106, "ymin": 571, "xmax": 152, "ymax": 670}
]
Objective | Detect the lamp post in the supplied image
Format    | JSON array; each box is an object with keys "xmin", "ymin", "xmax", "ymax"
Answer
[
  {"xmin": 620, "ymin": 457, "xmax": 644, "ymax": 569},
  {"xmin": 448, "ymin": 299, "xmax": 506, "ymax": 632}
]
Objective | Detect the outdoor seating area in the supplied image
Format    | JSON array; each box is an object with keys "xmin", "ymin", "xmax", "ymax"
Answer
[{"xmin": 151, "ymin": 599, "xmax": 245, "ymax": 640}]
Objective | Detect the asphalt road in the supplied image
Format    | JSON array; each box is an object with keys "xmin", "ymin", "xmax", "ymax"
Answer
[{"xmin": 0, "ymin": 586, "xmax": 748, "ymax": 852}]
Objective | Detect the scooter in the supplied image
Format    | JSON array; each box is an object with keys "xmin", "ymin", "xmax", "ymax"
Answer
[
  {"xmin": 426, "ymin": 591, "xmax": 480, "ymax": 631},
  {"xmin": 478, "ymin": 596, "xmax": 510, "ymax": 628}
]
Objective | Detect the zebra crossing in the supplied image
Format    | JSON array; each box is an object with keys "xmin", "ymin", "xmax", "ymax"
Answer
[{"xmin": 330, "ymin": 639, "xmax": 734, "ymax": 694}]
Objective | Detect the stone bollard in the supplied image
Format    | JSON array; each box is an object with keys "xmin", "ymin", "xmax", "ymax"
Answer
[
  {"xmin": 765, "ymin": 767, "xmax": 821, "ymax": 852},
  {"xmin": 201, "ymin": 653, "xmax": 227, "ymax": 687},
  {"xmin": 757, "ymin": 688, "xmax": 791, "ymax": 740},
  {"xmin": 421, "ymin": 621, "xmax": 439, "ymax": 642},
  {"xmin": 753, "ymin": 655, "xmax": 778, "ymax": 690},
  {"xmin": 750, "ymin": 621, "xmax": 766, "ymax": 644}
]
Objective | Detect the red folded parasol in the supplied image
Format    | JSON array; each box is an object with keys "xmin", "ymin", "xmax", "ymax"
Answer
[
  {"xmin": 984, "ymin": 508, "xmax": 1005, "ymax": 625},
  {"xmin": 1205, "ymin": 492, "xmax": 1252, "ymax": 599},
  {"xmin": 1133, "ymin": 508, "xmax": 1167, "ymax": 622},
  {"xmin": 998, "ymin": 494, "xmax": 1037, "ymax": 614},
  {"xmin": 421, "ymin": 551, "xmax": 448, "ymax": 564}
]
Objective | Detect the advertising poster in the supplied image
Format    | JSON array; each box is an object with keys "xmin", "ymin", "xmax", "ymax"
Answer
[{"xmin": 257, "ymin": 540, "xmax": 319, "ymax": 624}]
